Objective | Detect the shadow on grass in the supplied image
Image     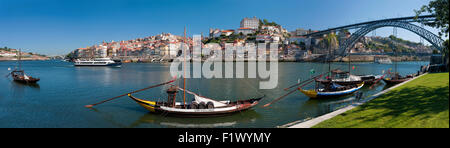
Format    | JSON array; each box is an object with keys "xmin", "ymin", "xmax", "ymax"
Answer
[{"xmin": 352, "ymin": 85, "xmax": 449, "ymax": 123}]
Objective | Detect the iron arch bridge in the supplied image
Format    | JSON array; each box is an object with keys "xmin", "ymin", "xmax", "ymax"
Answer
[
  {"xmin": 338, "ymin": 20, "xmax": 444, "ymax": 57},
  {"xmin": 304, "ymin": 15, "xmax": 445, "ymax": 58}
]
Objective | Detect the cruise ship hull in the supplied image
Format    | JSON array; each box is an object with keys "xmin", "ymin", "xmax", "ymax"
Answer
[{"xmin": 74, "ymin": 63, "xmax": 122, "ymax": 67}]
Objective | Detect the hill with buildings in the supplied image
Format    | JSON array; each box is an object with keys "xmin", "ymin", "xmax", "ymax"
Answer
[
  {"xmin": 0, "ymin": 47, "xmax": 49, "ymax": 61},
  {"xmin": 352, "ymin": 35, "xmax": 434, "ymax": 54},
  {"xmin": 66, "ymin": 17, "xmax": 434, "ymax": 62}
]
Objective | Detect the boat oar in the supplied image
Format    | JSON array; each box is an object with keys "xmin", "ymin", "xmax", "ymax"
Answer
[
  {"xmin": 369, "ymin": 73, "xmax": 386, "ymax": 89},
  {"xmin": 5, "ymin": 68, "xmax": 12, "ymax": 77},
  {"xmin": 85, "ymin": 78, "xmax": 177, "ymax": 108},
  {"xmin": 369, "ymin": 69, "xmax": 390, "ymax": 89},
  {"xmin": 264, "ymin": 79, "xmax": 315, "ymax": 108}
]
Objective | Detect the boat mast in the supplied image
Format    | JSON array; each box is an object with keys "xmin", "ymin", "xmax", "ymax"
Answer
[
  {"xmin": 328, "ymin": 42, "xmax": 331, "ymax": 79},
  {"xmin": 183, "ymin": 26, "xmax": 187, "ymax": 107},
  {"xmin": 395, "ymin": 49, "xmax": 398, "ymax": 79},
  {"xmin": 18, "ymin": 49, "xmax": 22, "ymax": 71},
  {"xmin": 348, "ymin": 48, "xmax": 351, "ymax": 76},
  {"xmin": 393, "ymin": 27, "xmax": 398, "ymax": 80}
]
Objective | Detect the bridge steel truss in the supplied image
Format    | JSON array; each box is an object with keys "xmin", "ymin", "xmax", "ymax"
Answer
[{"xmin": 337, "ymin": 20, "xmax": 445, "ymax": 57}]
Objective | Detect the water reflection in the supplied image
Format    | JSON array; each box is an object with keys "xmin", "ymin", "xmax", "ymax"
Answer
[
  {"xmin": 12, "ymin": 81, "xmax": 41, "ymax": 89},
  {"xmin": 299, "ymin": 92, "xmax": 360, "ymax": 118},
  {"xmin": 0, "ymin": 61, "xmax": 429, "ymax": 127},
  {"xmin": 9, "ymin": 81, "xmax": 40, "ymax": 98},
  {"xmin": 128, "ymin": 110, "xmax": 260, "ymax": 128}
]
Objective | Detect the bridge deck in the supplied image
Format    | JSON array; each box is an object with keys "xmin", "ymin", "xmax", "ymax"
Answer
[{"xmin": 305, "ymin": 15, "xmax": 435, "ymax": 37}]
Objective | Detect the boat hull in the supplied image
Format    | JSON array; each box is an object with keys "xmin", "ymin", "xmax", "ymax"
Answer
[
  {"xmin": 74, "ymin": 62, "xmax": 122, "ymax": 67},
  {"xmin": 317, "ymin": 75, "xmax": 377, "ymax": 86},
  {"xmin": 11, "ymin": 71, "xmax": 40, "ymax": 84},
  {"xmin": 299, "ymin": 82, "xmax": 364, "ymax": 99},
  {"xmin": 382, "ymin": 78, "xmax": 410, "ymax": 85},
  {"xmin": 128, "ymin": 94, "xmax": 263, "ymax": 118},
  {"xmin": 13, "ymin": 78, "xmax": 40, "ymax": 84}
]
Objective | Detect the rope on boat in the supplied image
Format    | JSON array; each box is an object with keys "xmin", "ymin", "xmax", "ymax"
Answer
[
  {"xmin": 263, "ymin": 79, "xmax": 315, "ymax": 108},
  {"xmin": 263, "ymin": 65, "xmax": 349, "ymax": 108},
  {"xmin": 283, "ymin": 65, "xmax": 345, "ymax": 91},
  {"xmin": 242, "ymin": 78, "xmax": 266, "ymax": 99}
]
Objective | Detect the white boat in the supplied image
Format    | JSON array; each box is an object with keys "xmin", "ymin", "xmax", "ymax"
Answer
[
  {"xmin": 74, "ymin": 58, "xmax": 122, "ymax": 67},
  {"xmin": 374, "ymin": 57, "xmax": 392, "ymax": 64}
]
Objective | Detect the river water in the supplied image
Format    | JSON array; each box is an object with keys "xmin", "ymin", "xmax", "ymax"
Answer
[{"xmin": 0, "ymin": 60, "xmax": 428, "ymax": 128}]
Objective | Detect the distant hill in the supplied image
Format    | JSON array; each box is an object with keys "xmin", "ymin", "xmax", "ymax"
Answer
[
  {"xmin": 0, "ymin": 47, "xmax": 48, "ymax": 61},
  {"xmin": 353, "ymin": 36, "xmax": 434, "ymax": 54}
]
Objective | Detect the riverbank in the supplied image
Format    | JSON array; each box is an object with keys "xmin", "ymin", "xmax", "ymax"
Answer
[
  {"xmin": 116, "ymin": 55, "xmax": 430, "ymax": 63},
  {"xmin": 312, "ymin": 73, "xmax": 449, "ymax": 128},
  {"xmin": 0, "ymin": 56, "xmax": 49, "ymax": 61},
  {"xmin": 333, "ymin": 55, "xmax": 430, "ymax": 62}
]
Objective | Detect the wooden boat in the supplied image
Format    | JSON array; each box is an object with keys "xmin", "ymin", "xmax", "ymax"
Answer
[
  {"xmin": 316, "ymin": 69, "xmax": 378, "ymax": 86},
  {"xmin": 126, "ymin": 27, "xmax": 263, "ymax": 117},
  {"xmin": 299, "ymin": 82, "xmax": 364, "ymax": 99},
  {"xmin": 7, "ymin": 49, "xmax": 40, "ymax": 84},
  {"xmin": 382, "ymin": 73, "xmax": 412, "ymax": 85},
  {"xmin": 382, "ymin": 49, "xmax": 412, "ymax": 85},
  {"xmin": 128, "ymin": 86, "xmax": 263, "ymax": 117},
  {"xmin": 10, "ymin": 70, "xmax": 40, "ymax": 83}
]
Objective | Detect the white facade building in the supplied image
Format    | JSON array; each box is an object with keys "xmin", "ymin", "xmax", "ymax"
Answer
[
  {"xmin": 240, "ymin": 17, "xmax": 259, "ymax": 29},
  {"xmin": 0, "ymin": 52, "xmax": 16, "ymax": 57}
]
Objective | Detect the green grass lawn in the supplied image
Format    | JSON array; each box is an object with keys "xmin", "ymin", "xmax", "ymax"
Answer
[{"xmin": 313, "ymin": 73, "xmax": 449, "ymax": 128}]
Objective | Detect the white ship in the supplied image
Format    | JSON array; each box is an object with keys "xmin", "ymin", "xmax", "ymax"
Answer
[
  {"xmin": 74, "ymin": 58, "xmax": 122, "ymax": 67},
  {"xmin": 374, "ymin": 57, "xmax": 392, "ymax": 64}
]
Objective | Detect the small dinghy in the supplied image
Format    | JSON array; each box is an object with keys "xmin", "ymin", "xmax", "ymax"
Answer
[{"xmin": 382, "ymin": 73, "xmax": 412, "ymax": 85}]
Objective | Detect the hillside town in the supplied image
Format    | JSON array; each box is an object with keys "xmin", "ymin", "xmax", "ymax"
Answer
[
  {"xmin": 0, "ymin": 47, "xmax": 49, "ymax": 61},
  {"xmin": 62, "ymin": 17, "xmax": 434, "ymax": 62}
]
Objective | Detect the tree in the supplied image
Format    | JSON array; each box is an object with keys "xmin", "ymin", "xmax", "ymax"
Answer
[
  {"xmin": 299, "ymin": 42, "xmax": 306, "ymax": 50},
  {"xmin": 415, "ymin": 0, "xmax": 449, "ymax": 37},
  {"xmin": 433, "ymin": 49, "xmax": 440, "ymax": 54},
  {"xmin": 415, "ymin": 0, "xmax": 449, "ymax": 69},
  {"xmin": 325, "ymin": 33, "xmax": 339, "ymax": 51},
  {"xmin": 444, "ymin": 39, "xmax": 449, "ymax": 67},
  {"xmin": 263, "ymin": 19, "xmax": 269, "ymax": 25}
]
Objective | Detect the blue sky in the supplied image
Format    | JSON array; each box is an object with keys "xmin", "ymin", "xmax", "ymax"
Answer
[{"xmin": 0, "ymin": 0, "xmax": 441, "ymax": 55}]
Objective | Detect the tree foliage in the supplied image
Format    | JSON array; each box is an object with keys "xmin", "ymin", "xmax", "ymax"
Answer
[
  {"xmin": 325, "ymin": 33, "xmax": 339, "ymax": 50},
  {"xmin": 415, "ymin": 0, "xmax": 449, "ymax": 37},
  {"xmin": 415, "ymin": 0, "xmax": 449, "ymax": 67},
  {"xmin": 259, "ymin": 18, "xmax": 280, "ymax": 27}
]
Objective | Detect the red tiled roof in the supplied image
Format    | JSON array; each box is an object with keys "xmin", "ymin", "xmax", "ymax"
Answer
[
  {"xmin": 238, "ymin": 27, "xmax": 254, "ymax": 30},
  {"xmin": 221, "ymin": 30, "xmax": 234, "ymax": 33},
  {"xmin": 290, "ymin": 36, "xmax": 307, "ymax": 38}
]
